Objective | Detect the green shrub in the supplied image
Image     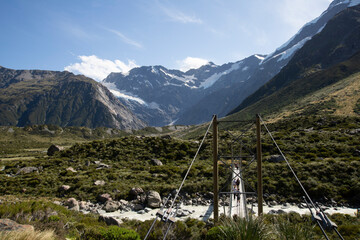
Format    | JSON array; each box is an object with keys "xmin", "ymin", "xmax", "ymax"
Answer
[
  {"xmin": 48, "ymin": 215, "xmax": 60, "ymax": 222},
  {"xmin": 100, "ymin": 226, "xmax": 140, "ymax": 240},
  {"xmin": 206, "ymin": 226, "xmax": 224, "ymax": 240},
  {"xmin": 338, "ymin": 224, "xmax": 360, "ymax": 239}
]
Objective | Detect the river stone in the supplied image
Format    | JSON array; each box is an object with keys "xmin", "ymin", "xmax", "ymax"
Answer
[
  {"xmin": 97, "ymin": 193, "xmax": 112, "ymax": 203},
  {"xmin": 104, "ymin": 201, "xmax": 120, "ymax": 212},
  {"xmin": 133, "ymin": 204, "xmax": 144, "ymax": 211},
  {"xmin": 129, "ymin": 187, "xmax": 145, "ymax": 200},
  {"xmin": 65, "ymin": 198, "xmax": 79, "ymax": 211},
  {"xmin": 146, "ymin": 190, "xmax": 162, "ymax": 208}
]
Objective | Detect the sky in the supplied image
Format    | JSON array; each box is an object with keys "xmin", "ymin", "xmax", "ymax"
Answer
[{"xmin": 0, "ymin": 0, "xmax": 333, "ymax": 81}]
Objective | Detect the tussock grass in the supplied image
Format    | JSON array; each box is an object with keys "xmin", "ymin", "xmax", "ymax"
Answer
[{"xmin": 0, "ymin": 229, "xmax": 56, "ymax": 240}]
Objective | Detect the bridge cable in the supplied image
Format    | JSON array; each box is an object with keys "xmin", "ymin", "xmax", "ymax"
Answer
[
  {"xmin": 259, "ymin": 115, "xmax": 316, "ymax": 208},
  {"xmin": 259, "ymin": 115, "xmax": 344, "ymax": 240},
  {"xmin": 144, "ymin": 116, "xmax": 214, "ymax": 240}
]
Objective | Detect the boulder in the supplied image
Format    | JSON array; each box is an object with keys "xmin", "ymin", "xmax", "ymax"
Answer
[
  {"xmin": 97, "ymin": 193, "xmax": 112, "ymax": 204},
  {"xmin": 129, "ymin": 187, "xmax": 145, "ymax": 200},
  {"xmin": 133, "ymin": 204, "xmax": 144, "ymax": 211},
  {"xmin": 47, "ymin": 145, "xmax": 64, "ymax": 156},
  {"xmin": 146, "ymin": 190, "xmax": 162, "ymax": 208},
  {"xmin": 79, "ymin": 201, "xmax": 88, "ymax": 210},
  {"xmin": 58, "ymin": 185, "xmax": 71, "ymax": 192},
  {"xmin": 94, "ymin": 161, "xmax": 111, "ymax": 169},
  {"xmin": 66, "ymin": 167, "xmax": 77, "ymax": 173},
  {"xmin": 64, "ymin": 198, "xmax": 79, "ymax": 211},
  {"xmin": 0, "ymin": 219, "xmax": 34, "ymax": 231},
  {"xmin": 151, "ymin": 158, "xmax": 163, "ymax": 166},
  {"xmin": 104, "ymin": 201, "xmax": 120, "ymax": 212},
  {"xmin": 98, "ymin": 216, "xmax": 122, "ymax": 226},
  {"xmin": 16, "ymin": 167, "xmax": 38, "ymax": 175},
  {"xmin": 94, "ymin": 180, "xmax": 106, "ymax": 186}
]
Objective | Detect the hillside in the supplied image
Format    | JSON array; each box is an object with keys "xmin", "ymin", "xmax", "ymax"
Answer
[
  {"xmin": 0, "ymin": 67, "xmax": 146, "ymax": 129},
  {"xmin": 229, "ymin": 5, "xmax": 360, "ymax": 118}
]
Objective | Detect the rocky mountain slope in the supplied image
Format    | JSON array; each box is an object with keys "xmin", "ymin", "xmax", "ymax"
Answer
[
  {"xmin": 0, "ymin": 67, "xmax": 146, "ymax": 129},
  {"xmin": 226, "ymin": 4, "xmax": 360, "ymax": 121},
  {"xmin": 103, "ymin": 0, "xmax": 360, "ymax": 126},
  {"xmin": 102, "ymin": 56, "xmax": 261, "ymax": 126}
]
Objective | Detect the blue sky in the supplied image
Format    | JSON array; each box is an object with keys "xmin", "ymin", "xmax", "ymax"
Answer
[{"xmin": 0, "ymin": 0, "xmax": 332, "ymax": 81}]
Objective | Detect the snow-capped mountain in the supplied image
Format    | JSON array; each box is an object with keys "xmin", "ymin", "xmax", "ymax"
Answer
[
  {"xmin": 103, "ymin": 0, "xmax": 360, "ymax": 126},
  {"xmin": 175, "ymin": 0, "xmax": 360, "ymax": 125},
  {"xmin": 102, "ymin": 57, "xmax": 261, "ymax": 126}
]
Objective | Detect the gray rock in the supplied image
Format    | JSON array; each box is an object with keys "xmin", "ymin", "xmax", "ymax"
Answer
[
  {"xmin": 133, "ymin": 204, "xmax": 144, "ymax": 211},
  {"xmin": 94, "ymin": 180, "xmax": 106, "ymax": 186},
  {"xmin": 151, "ymin": 158, "xmax": 163, "ymax": 166},
  {"xmin": 144, "ymin": 207, "xmax": 152, "ymax": 213},
  {"xmin": 79, "ymin": 201, "xmax": 88, "ymax": 210},
  {"xmin": 268, "ymin": 209, "xmax": 285, "ymax": 214},
  {"xmin": 119, "ymin": 199, "xmax": 129, "ymax": 205},
  {"xmin": 146, "ymin": 190, "xmax": 162, "ymax": 208},
  {"xmin": 98, "ymin": 216, "xmax": 122, "ymax": 226},
  {"xmin": 16, "ymin": 167, "xmax": 39, "ymax": 175},
  {"xmin": 64, "ymin": 198, "xmax": 79, "ymax": 211},
  {"xmin": 0, "ymin": 219, "xmax": 34, "ymax": 231},
  {"xmin": 129, "ymin": 187, "xmax": 145, "ymax": 200},
  {"xmin": 53, "ymin": 201, "xmax": 62, "ymax": 206},
  {"xmin": 47, "ymin": 145, "xmax": 64, "ymax": 156},
  {"xmin": 104, "ymin": 201, "xmax": 120, "ymax": 212},
  {"xmin": 66, "ymin": 167, "xmax": 77, "ymax": 173},
  {"xmin": 58, "ymin": 185, "xmax": 71, "ymax": 192},
  {"xmin": 96, "ymin": 163, "xmax": 111, "ymax": 169},
  {"xmin": 97, "ymin": 193, "xmax": 112, "ymax": 204},
  {"xmin": 137, "ymin": 210, "xmax": 146, "ymax": 214}
]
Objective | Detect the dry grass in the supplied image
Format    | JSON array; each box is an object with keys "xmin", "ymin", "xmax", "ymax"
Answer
[
  {"xmin": 0, "ymin": 229, "xmax": 56, "ymax": 240},
  {"xmin": 262, "ymin": 72, "xmax": 360, "ymax": 124}
]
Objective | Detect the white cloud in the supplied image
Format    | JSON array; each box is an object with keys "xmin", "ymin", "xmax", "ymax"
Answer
[
  {"xmin": 105, "ymin": 28, "xmax": 143, "ymax": 48},
  {"xmin": 64, "ymin": 55, "xmax": 138, "ymax": 81},
  {"xmin": 177, "ymin": 57, "xmax": 209, "ymax": 72},
  {"xmin": 159, "ymin": 4, "xmax": 202, "ymax": 24}
]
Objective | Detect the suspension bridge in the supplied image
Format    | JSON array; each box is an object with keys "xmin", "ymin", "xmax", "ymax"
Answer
[{"xmin": 143, "ymin": 114, "xmax": 345, "ymax": 240}]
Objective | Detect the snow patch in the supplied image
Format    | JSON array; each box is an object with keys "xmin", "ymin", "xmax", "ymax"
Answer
[
  {"xmin": 242, "ymin": 66, "xmax": 249, "ymax": 72},
  {"xmin": 200, "ymin": 62, "xmax": 241, "ymax": 89},
  {"xmin": 159, "ymin": 69, "xmax": 198, "ymax": 88},
  {"xmin": 151, "ymin": 67, "xmax": 159, "ymax": 74},
  {"xmin": 102, "ymin": 82, "xmax": 146, "ymax": 105},
  {"xmin": 277, "ymin": 37, "xmax": 312, "ymax": 62},
  {"xmin": 254, "ymin": 55, "xmax": 265, "ymax": 60}
]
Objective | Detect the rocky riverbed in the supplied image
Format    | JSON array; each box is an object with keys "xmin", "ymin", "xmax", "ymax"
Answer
[{"xmin": 56, "ymin": 188, "xmax": 359, "ymax": 226}]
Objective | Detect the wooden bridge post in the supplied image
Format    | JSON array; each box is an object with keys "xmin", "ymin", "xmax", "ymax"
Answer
[
  {"xmin": 213, "ymin": 115, "xmax": 219, "ymax": 224},
  {"xmin": 256, "ymin": 114, "xmax": 263, "ymax": 216}
]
